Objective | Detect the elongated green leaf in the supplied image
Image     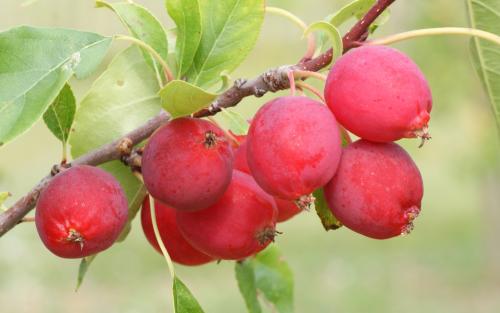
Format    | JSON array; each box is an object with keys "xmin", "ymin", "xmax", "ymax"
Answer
[
  {"xmin": 219, "ymin": 108, "xmax": 249, "ymax": 135},
  {"xmin": 187, "ymin": 0, "xmax": 265, "ymax": 88},
  {"xmin": 166, "ymin": 0, "xmax": 202, "ymax": 77},
  {"xmin": 76, "ymin": 255, "xmax": 96, "ymax": 291},
  {"xmin": 235, "ymin": 261, "xmax": 262, "ymax": 313},
  {"xmin": 305, "ymin": 21, "xmax": 343, "ymax": 64},
  {"xmin": 97, "ymin": 0, "xmax": 168, "ymax": 77},
  {"xmin": 43, "ymin": 84, "xmax": 76, "ymax": 143},
  {"xmin": 313, "ymin": 188, "xmax": 342, "ymax": 231},
  {"xmin": 0, "ymin": 26, "xmax": 111, "ymax": 146},
  {"xmin": 70, "ymin": 46, "xmax": 161, "ymax": 239},
  {"xmin": 467, "ymin": 0, "xmax": 500, "ymax": 133},
  {"xmin": 253, "ymin": 246, "xmax": 294, "ymax": 313},
  {"xmin": 159, "ymin": 80, "xmax": 217, "ymax": 118},
  {"xmin": 173, "ymin": 276, "xmax": 205, "ymax": 313}
]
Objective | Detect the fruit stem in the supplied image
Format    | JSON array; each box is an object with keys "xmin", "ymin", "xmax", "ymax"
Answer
[
  {"xmin": 18, "ymin": 216, "xmax": 35, "ymax": 223},
  {"xmin": 368, "ymin": 27, "xmax": 500, "ymax": 47},
  {"xmin": 149, "ymin": 196, "xmax": 175, "ymax": 278},
  {"xmin": 287, "ymin": 71, "xmax": 296, "ymax": 96},
  {"xmin": 114, "ymin": 35, "xmax": 174, "ymax": 84},
  {"xmin": 295, "ymin": 81, "xmax": 325, "ymax": 103},
  {"xmin": 266, "ymin": 6, "xmax": 316, "ymax": 60},
  {"xmin": 293, "ymin": 70, "xmax": 326, "ymax": 82}
]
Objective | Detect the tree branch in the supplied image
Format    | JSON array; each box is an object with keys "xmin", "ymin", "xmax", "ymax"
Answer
[{"xmin": 0, "ymin": 0, "xmax": 396, "ymax": 237}]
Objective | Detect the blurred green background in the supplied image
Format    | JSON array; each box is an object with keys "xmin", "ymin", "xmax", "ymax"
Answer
[{"xmin": 1, "ymin": 0, "xmax": 499, "ymax": 312}]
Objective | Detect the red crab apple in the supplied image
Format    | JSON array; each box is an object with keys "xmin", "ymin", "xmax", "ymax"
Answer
[
  {"xmin": 141, "ymin": 117, "xmax": 233, "ymax": 211},
  {"xmin": 176, "ymin": 170, "xmax": 277, "ymax": 260},
  {"xmin": 324, "ymin": 45, "xmax": 432, "ymax": 143},
  {"xmin": 35, "ymin": 165, "xmax": 128, "ymax": 258},
  {"xmin": 246, "ymin": 96, "xmax": 342, "ymax": 207},
  {"xmin": 234, "ymin": 139, "xmax": 302, "ymax": 222},
  {"xmin": 141, "ymin": 196, "xmax": 213, "ymax": 266},
  {"xmin": 324, "ymin": 140, "xmax": 424, "ymax": 239}
]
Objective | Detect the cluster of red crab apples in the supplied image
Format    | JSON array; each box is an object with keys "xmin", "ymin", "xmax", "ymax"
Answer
[{"xmin": 35, "ymin": 46, "xmax": 432, "ymax": 265}]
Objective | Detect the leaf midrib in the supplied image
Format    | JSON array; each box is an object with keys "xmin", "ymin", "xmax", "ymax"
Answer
[
  {"xmin": 4, "ymin": 37, "xmax": 110, "ymax": 108},
  {"xmin": 192, "ymin": 0, "xmax": 241, "ymax": 85}
]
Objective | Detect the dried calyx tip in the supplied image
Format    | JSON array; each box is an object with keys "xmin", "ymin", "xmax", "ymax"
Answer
[
  {"xmin": 401, "ymin": 206, "xmax": 421, "ymax": 236},
  {"xmin": 295, "ymin": 194, "xmax": 316, "ymax": 211},
  {"xmin": 415, "ymin": 126, "xmax": 431, "ymax": 148},
  {"xmin": 256, "ymin": 227, "xmax": 281, "ymax": 245},
  {"xmin": 66, "ymin": 228, "xmax": 85, "ymax": 250},
  {"xmin": 204, "ymin": 130, "xmax": 218, "ymax": 148}
]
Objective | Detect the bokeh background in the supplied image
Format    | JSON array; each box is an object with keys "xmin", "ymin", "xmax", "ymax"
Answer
[{"xmin": 1, "ymin": 0, "xmax": 499, "ymax": 312}]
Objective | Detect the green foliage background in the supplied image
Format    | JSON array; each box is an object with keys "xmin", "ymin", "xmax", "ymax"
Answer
[{"xmin": 0, "ymin": 0, "xmax": 499, "ymax": 312}]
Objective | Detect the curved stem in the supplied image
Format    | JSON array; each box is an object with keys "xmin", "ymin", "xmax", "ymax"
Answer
[
  {"xmin": 266, "ymin": 6, "xmax": 316, "ymax": 60},
  {"xmin": 149, "ymin": 197, "xmax": 175, "ymax": 278},
  {"xmin": 296, "ymin": 81, "xmax": 325, "ymax": 103},
  {"xmin": 114, "ymin": 35, "xmax": 174, "ymax": 83},
  {"xmin": 266, "ymin": 6, "xmax": 307, "ymax": 31},
  {"xmin": 369, "ymin": 27, "xmax": 500, "ymax": 47},
  {"xmin": 287, "ymin": 71, "xmax": 296, "ymax": 96},
  {"xmin": 293, "ymin": 70, "xmax": 326, "ymax": 82}
]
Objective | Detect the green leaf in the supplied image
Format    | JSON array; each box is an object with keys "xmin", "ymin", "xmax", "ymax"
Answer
[
  {"xmin": 96, "ymin": 0, "xmax": 168, "ymax": 77},
  {"xmin": 235, "ymin": 261, "xmax": 262, "ymax": 313},
  {"xmin": 217, "ymin": 70, "xmax": 232, "ymax": 93},
  {"xmin": 253, "ymin": 246, "xmax": 294, "ymax": 313},
  {"xmin": 43, "ymin": 84, "xmax": 76, "ymax": 144},
  {"xmin": 330, "ymin": 0, "xmax": 374, "ymax": 27},
  {"xmin": 0, "ymin": 26, "xmax": 111, "ymax": 146},
  {"xmin": 173, "ymin": 276, "xmax": 205, "ymax": 313},
  {"xmin": 76, "ymin": 255, "xmax": 96, "ymax": 291},
  {"xmin": 305, "ymin": 21, "xmax": 343, "ymax": 63},
  {"xmin": 69, "ymin": 46, "xmax": 161, "ymax": 239},
  {"xmin": 467, "ymin": 0, "xmax": 500, "ymax": 134},
  {"xmin": 219, "ymin": 108, "xmax": 249, "ymax": 135},
  {"xmin": 186, "ymin": 0, "xmax": 265, "ymax": 88},
  {"xmin": 166, "ymin": 0, "xmax": 202, "ymax": 78},
  {"xmin": 313, "ymin": 188, "xmax": 342, "ymax": 231},
  {"xmin": 0, "ymin": 191, "xmax": 11, "ymax": 211},
  {"xmin": 159, "ymin": 80, "xmax": 217, "ymax": 118}
]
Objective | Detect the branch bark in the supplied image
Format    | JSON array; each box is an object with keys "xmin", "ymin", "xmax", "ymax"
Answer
[{"xmin": 0, "ymin": 0, "xmax": 396, "ymax": 237}]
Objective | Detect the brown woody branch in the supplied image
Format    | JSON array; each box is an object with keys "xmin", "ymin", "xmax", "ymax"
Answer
[{"xmin": 0, "ymin": 0, "xmax": 396, "ymax": 237}]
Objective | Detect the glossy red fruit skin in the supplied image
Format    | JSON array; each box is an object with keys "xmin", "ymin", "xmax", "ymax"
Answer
[
  {"xmin": 324, "ymin": 45, "xmax": 432, "ymax": 142},
  {"xmin": 324, "ymin": 140, "xmax": 423, "ymax": 239},
  {"xmin": 35, "ymin": 165, "xmax": 128, "ymax": 258},
  {"xmin": 234, "ymin": 140, "xmax": 301, "ymax": 222},
  {"xmin": 176, "ymin": 170, "xmax": 277, "ymax": 260},
  {"xmin": 141, "ymin": 197, "xmax": 213, "ymax": 266},
  {"xmin": 247, "ymin": 96, "xmax": 342, "ymax": 200},
  {"xmin": 142, "ymin": 118, "xmax": 233, "ymax": 211}
]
